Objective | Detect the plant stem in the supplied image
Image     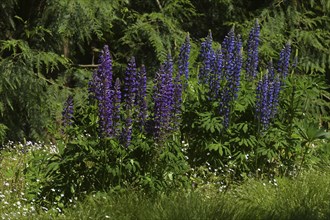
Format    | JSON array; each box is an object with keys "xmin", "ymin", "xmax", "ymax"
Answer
[
  {"xmin": 299, "ymin": 143, "xmax": 309, "ymax": 174},
  {"xmin": 155, "ymin": 0, "xmax": 162, "ymax": 11}
]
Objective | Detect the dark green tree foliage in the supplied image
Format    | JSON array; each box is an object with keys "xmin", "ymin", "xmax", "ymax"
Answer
[
  {"xmin": 236, "ymin": 0, "xmax": 330, "ymax": 75},
  {"xmin": 0, "ymin": 38, "xmax": 69, "ymax": 140},
  {"xmin": 121, "ymin": 0, "xmax": 196, "ymax": 65},
  {"xmin": 0, "ymin": 0, "xmax": 127, "ymax": 141},
  {"xmin": 0, "ymin": 0, "xmax": 17, "ymax": 39}
]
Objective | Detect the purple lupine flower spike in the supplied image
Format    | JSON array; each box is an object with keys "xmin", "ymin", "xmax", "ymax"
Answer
[
  {"xmin": 124, "ymin": 57, "xmax": 138, "ymax": 107},
  {"xmin": 255, "ymin": 62, "xmax": 282, "ymax": 131},
  {"xmin": 89, "ymin": 45, "xmax": 114, "ymax": 137},
  {"xmin": 246, "ymin": 20, "xmax": 260, "ymax": 79},
  {"xmin": 100, "ymin": 46, "xmax": 114, "ymax": 137},
  {"xmin": 153, "ymin": 66, "xmax": 166, "ymax": 140},
  {"xmin": 199, "ymin": 31, "xmax": 214, "ymax": 84},
  {"xmin": 219, "ymin": 29, "xmax": 241, "ymax": 128},
  {"xmin": 62, "ymin": 95, "xmax": 74, "ymax": 127},
  {"xmin": 233, "ymin": 34, "xmax": 243, "ymax": 99},
  {"xmin": 208, "ymin": 48, "xmax": 223, "ymax": 100},
  {"xmin": 256, "ymin": 74, "xmax": 270, "ymax": 130},
  {"xmin": 163, "ymin": 54, "xmax": 175, "ymax": 133},
  {"xmin": 278, "ymin": 43, "xmax": 291, "ymax": 79},
  {"xmin": 223, "ymin": 29, "xmax": 236, "ymax": 89},
  {"xmin": 152, "ymin": 55, "xmax": 176, "ymax": 141},
  {"xmin": 113, "ymin": 78, "xmax": 122, "ymax": 137},
  {"xmin": 121, "ymin": 57, "xmax": 138, "ymax": 147},
  {"xmin": 179, "ymin": 34, "xmax": 191, "ymax": 82},
  {"xmin": 137, "ymin": 65, "xmax": 148, "ymax": 130}
]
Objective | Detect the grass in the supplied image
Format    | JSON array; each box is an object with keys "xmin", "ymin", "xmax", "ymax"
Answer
[
  {"xmin": 1, "ymin": 141, "xmax": 330, "ymax": 220},
  {"xmin": 36, "ymin": 169, "xmax": 330, "ymax": 220}
]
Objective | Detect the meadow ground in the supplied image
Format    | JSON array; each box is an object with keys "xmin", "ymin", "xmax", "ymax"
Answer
[{"xmin": 1, "ymin": 141, "xmax": 330, "ymax": 220}]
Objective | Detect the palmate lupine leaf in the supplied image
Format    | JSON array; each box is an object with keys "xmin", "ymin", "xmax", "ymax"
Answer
[
  {"xmin": 297, "ymin": 121, "xmax": 330, "ymax": 145},
  {"xmin": 197, "ymin": 112, "xmax": 223, "ymax": 134}
]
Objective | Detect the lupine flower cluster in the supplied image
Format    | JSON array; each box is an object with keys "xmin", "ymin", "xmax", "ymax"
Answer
[
  {"xmin": 178, "ymin": 35, "xmax": 191, "ymax": 82},
  {"xmin": 255, "ymin": 62, "xmax": 281, "ymax": 131},
  {"xmin": 198, "ymin": 29, "xmax": 243, "ymax": 128},
  {"xmin": 153, "ymin": 56, "xmax": 175, "ymax": 141},
  {"xmin": 222, "ymin": 30, "xmax": 242, "ymax": 100},
  {"xmin": 84, "ymin": 24, "xmax": 292, "ymax": 144},
  {"xmin": 246, "ymin": 20, "xmax": 260, "ymax": 80},
  {"xmin": 89, "ymin": 48, "xmax": 150, "ymax": 146},
  {"xmin": 113, "ymin": 78, "xmax": 122, "ymax": 136},
  {"xmin": 89, "ymin": 45, "xmax": 114, "ymax": 137},
  {"xmin": 255, "ymin": 42, "xmax": 291, "ymax": 131},
  {"xmin": 121, "ymin": 57, "xmax": 138, "ymax": 147},
  {"xmin": 278, "ymin": 43, "xmax": 291, "ymax": 79},
  {"xmin": 173, "ymin": 35, "xmax": 191, "ymax": 130},
  {"xmin": 220, "ymin": 30, "xmax": 243, "ymax": 127},
  {"xmin": 151, "ymin": 37, "xmax": 191, "ymax": 141},
  {"xmin": 61, "ymin": 95, "xmax": 74, "ymax": 127},
  {"xmin": 123, "ymin": 57, "xmax": 138, "ymax": 107},
  {"xmin": 209, "ymin": 49, "xmax": 223, "ymax": 100},
  {"xmin": 269, "ymin": 62, "xmax": 281, "ymax": 119},
  {"xmin": 198, "ymin": 31, "xmax": 223, "ymax": 100},
  {"xmin": 199, "ymin": 31, "xmax": 215, "ymax": 85},
  {"xmin": 136, "ymin": 65, "xmax": 148, "ymax": 131}
]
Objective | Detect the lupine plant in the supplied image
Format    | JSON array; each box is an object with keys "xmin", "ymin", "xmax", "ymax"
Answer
[
  {"xmin": 199, "ymin": 31, "xmax": 214, "ymax": 85},
  {"xmin": 198, "ymin": 29, "xmax": 243, "ymax": 128},
  {"xmin": 89, "ymin": 45, "xmax": 114, "ymax": 138},
  {"xmin": 153, "ymin": 56, "xmax": 175, "ymax": 142},
  {"xmin": 255, "ymin": 66, "xmax": 281, "ymax": 131},
  {"xmin": 121, "ymin": 57, "xmax": 138, "ymax": 147}
]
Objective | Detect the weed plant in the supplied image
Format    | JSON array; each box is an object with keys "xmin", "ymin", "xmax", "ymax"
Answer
[{"xmin": 0, "ymin": 141, "xmax": 60, "ymax": 219}]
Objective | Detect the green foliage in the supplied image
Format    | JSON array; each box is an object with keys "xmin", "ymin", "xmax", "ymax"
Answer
[
  {"xmin": 40, "ymin": 0, "xmax": 128, "ymax": 59},
  {"xmin": 0, "ymin": 0, "xmax": 17, "ymax": 39},
  {"xmin": 36, "ymin": 95, "xmax": 190, "ymax": 207},
  {"xmin": 1, "ymin": 1, "xmax": 330, "ymax": 218},
  {"xmin": 120, "ymin": 0, "xmax": 196, "ymax": 64},
  {"xmin": 0, "ymin": 141, "xmax": 59, "ymax": 218},
  {"xmin": 29, "ymin": 169, "xmax": 330, "ymax": 220},
  {"xmin": 0, "ymin": 38, "xmax": 69, "ymax": 140},
  {"xmin": 236, "ymin": 0, "xmax": 330, "ymax": 75}
]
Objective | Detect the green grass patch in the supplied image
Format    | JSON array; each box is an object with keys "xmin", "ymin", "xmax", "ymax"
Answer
[
  {"xmin": 2, "ymin": 142, "xmax": 330, "ymax": 220},
  {"xmin": 53, "ymin": 169, "xmax": 330, "ymax": 220}
]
